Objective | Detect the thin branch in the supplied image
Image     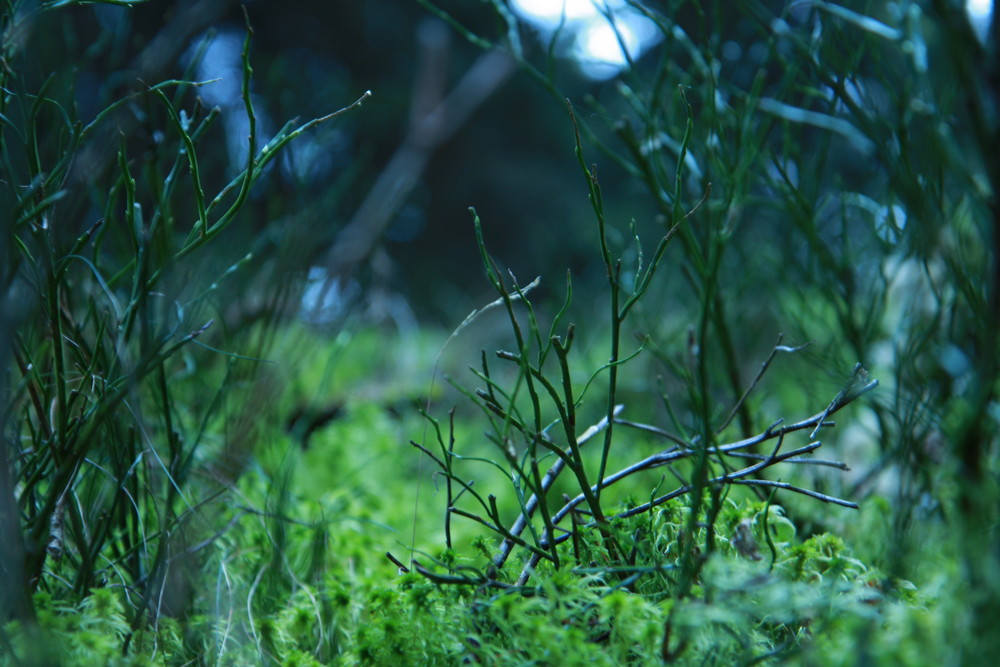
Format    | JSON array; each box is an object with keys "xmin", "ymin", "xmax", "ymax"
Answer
[
  {"xmin": 614, "ymin": 418, "xmax": 690, "ymax": 448},
  {"xmin": 508, "ymin": 375, "xmax": 877, "ymax": 584},
  {"xmin": 716, "ymin": 334, "xmax": 810, "ymax": 435},
  {"xmin": 488, "ymin": 405, "xmax": 623, "ymax": 576},
  {"xmin": 731, "ymin": 480, "xmax": 859, "ymax": 508},
  {"xmin": 726, "ymin": 452, "xmax": 850, "ymax": 470},
  {"xmin": 810, "ymin": 363, "xmax": 872, "ymax": 438},
  {"xmin": 385, "ymin": 551, "xmax": 410, "ymax": 574}
]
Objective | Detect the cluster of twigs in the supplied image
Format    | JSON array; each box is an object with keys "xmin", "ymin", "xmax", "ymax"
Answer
[
  {"xmin": 397, "ymin": 113, "xmax": 877, "ymax": 584},
  {"xmin": 0, "ymin": 8, "xmax": 367, "ymax": 624},
  {"xmin": 401, "ymin": 0, "xmax": 907, "ymax": 592},
  {"xmin": 405, "ymin": 335, "xmax": 875, "ymax": 588},
  {"xmin": 392, "ymin": 14, "xmax": 879, "ymax": 583}
]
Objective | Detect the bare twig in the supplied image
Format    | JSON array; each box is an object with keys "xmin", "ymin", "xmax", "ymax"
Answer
[
  {"xmin": 509, "ymin": 375, "xmax": 876, "ymax": 584},
  {"xmin": 613, "ymin": 418, "xmax": 690, "ymax": 448},
  {"xmin": 716, "ymin": 334, "xmax": 810, "ymax": 435},
  {"xmin": 488, "ymin": 405, "xmax": 623, "ymax": 577},
  {"xmin": 726, "ymin": 451, "xmax": 850, "ymax": 470},
  {"xmin": 385, "ymin": 551, "xmax": 410, "ymax": 574},
  {"xmin": 809, "ymin": 363, "xmax": 871, "ymax": 438},
  {"xmin": 731, "ymin": 479, "xmax": 858, "ymax": 508}
]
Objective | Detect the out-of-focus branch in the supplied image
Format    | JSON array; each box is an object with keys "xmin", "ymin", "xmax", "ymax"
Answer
[
  {"xmin": 320, "ymin": 19, "xmax": 516, "ymax": 284},
  {"xmin": 134, "ymin": 0, "xmax": 236, "ymax": 80},
  {"xmin": 70, "ymin": 0, "xmax": 237, "ymax": 188}
]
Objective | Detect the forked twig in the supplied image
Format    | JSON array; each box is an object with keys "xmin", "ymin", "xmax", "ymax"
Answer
[
  {"xmin": 716, "ymin": 334, "xmax": 810, "ymax": 435},
  {"xmin": 512, "ymin": 375, "xmax": 877, "ymax": 584},
  {"xmin": 810, "ymin": 363, "xmax": 871, "ymax": 438},
  {"xmin": 488, "ymin": 405, "xmax": 624, "ymax": 577}
]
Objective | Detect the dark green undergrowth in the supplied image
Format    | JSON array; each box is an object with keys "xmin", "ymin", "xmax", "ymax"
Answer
[{"xmin": 2, "ymin": 0, "xmax": 998, "ymax": 665}]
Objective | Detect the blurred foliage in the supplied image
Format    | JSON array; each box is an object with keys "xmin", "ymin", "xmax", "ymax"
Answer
[{"xmin": 1, "ymin": 0, "xmax": 998, "ymax": 664}]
